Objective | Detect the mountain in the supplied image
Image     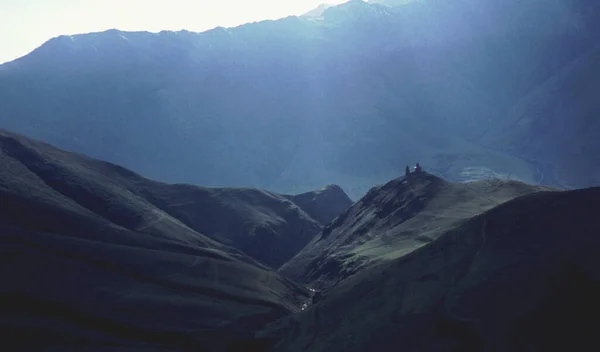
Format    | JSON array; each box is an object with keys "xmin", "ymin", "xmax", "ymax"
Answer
[
  {"xmin": 302, "ymin": 3, "xmax": 334, "ymax": 17},
  {"xmin": 139, "ymin": 185, "xmax": 324, "ymax": 269},
  {"xmin": 265, "ymin": 185, "xmax": 600, "ymax": 352},
  {"xmin": 368, "ymin": 0, "xmax": 415, "ymax": 7},
  {"xmin": 2, "ymin": 0, "xmax": 600, "ymax": 198},
  {"xmin": 279, "ymin": 172, "xmax": 552, "ymax": 290},
  {"xmin": 284, "ymin": 184, "xmax": 354, "ymax": 225},
  {"xmin": 0, "ymin": 129, "xmax": 335, "ymax": 269},
  {"xmin": 2, "ymin": 129, "xmax": 599, "ymax": 351},
  {"xmin": 0, "ymin": 129, "xmax": 347, "ymax": 350}
]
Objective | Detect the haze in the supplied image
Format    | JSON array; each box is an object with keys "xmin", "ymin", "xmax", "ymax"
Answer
[{"xmin": 0, "ymin": 0, "xmax": 347, "ymax": 64}]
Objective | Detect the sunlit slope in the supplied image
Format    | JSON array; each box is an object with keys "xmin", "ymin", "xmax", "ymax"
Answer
[
  {"xmin": 267, "ymin": 186, "xmax": 600, "ymax": 352},
  {"xmin": 279, "ymin": 172, "xmax": 552, "ymax": 290}
]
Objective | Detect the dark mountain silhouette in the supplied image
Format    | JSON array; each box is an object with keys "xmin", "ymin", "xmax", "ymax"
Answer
[
  {"xmin": 2, "ymin": 0, "xmax": 600, "ymax": 198},
  {"xmin": 279, "ymin": 172, "xmax": 552, "ymax": 290},
  {"xmin": 0, "ymin": 129, "xmax": 336, "ymax": 269},
  {"xmin": 137, "ymin": 185, "xmax": 324, "ymax": 269},
  {"xmin": 284, "ymin": 184, "xmax": 354, "ymax": 226},
  {"xmin": 0, "ymin": 129, "xmax": 353, "ymax": 350},
  {"xmin": 265, "ymin": 184, "xmax": 600, "ymax": 352}
]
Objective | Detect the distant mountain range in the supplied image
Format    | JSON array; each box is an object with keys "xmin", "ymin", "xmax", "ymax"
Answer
[
  {"xmin": 302, "ymin": 3, "xmax": 335, "ymax": 17},
  {"xmin": 1, "ymin": 130, "xmax": 599, "ymax": 351},
  {"xmin": 367, "ymin": 0, "xmax": 415, "ymax": 7},
  {"xmin": 1, "ymin": 0, "xmax": 599, "ymax": 198}
]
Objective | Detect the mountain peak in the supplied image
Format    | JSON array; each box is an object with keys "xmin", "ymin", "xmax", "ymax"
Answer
[
  {"xmin": 286, "ymin": 184, "xmax": 353, "ymax": 226},
  {"xmin": 279, "ymin": 173, "xmax": 552, "ymax": 290},
  {"xmin": 318, "ymin": 184, "xmax": 349, "ymax": 196},
  {"xmin": 320, "ymin": 171, "xmax": 448, "ymax": 241},
  {"xmin": 321, "ymin": 0, "xmax": 393, "ymax": 23},
  {"xmin": 272, "ymin": 185, "xmax": 600, "ymax": 351},
  {"xmin": 367, "ymin": 0, "xmax": 416, "ymax": 7},
  {"xmin": 302, "ymin": 3, "xmax": 335, "ymax": 17}
]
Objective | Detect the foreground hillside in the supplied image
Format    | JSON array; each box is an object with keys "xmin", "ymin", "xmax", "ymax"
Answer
[
  {"xmin": 267, "ymin": 186, "xmax": 600, "ymax": 351},
  {"xmin": 0, "ymin": 130, "xmax": 349, "ymax": 350},
  {"xmin": 280, "ymin": 172, "xmax": 552, "ymax": 289},
  {"xmin": 2, "ymin": 130, "xmax": 599, "ymax": 351}
]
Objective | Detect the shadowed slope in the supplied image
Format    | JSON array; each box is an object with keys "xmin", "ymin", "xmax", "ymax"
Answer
[
  {"xmin": 267, "ymin": 187, "xmax": 600, "ymax": 352},
  {"xmin": 139, "ymin": 184, "xmax": 323, "ymax": 269},
  {"xmin": 284, "ymin": 184, "xmax": 354, "ymax": 226},
  {"xmin": 0, "ymin": 130, "xmax": 312, "ymax": 350},
  {"xmin": 279, "ymin": 172, "xmax": 552, "ymax": 290},
  {"xmin": 0, "ymin": 129, "xmax": 324, "ymax": 269}
]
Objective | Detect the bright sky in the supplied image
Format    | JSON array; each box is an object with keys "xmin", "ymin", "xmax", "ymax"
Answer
[{"xmin": 0, "ymin": 0, "xmax": 348, "ymax": 64}]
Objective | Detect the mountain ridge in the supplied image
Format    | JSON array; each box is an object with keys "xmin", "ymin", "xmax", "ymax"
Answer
[
  {"xmin": 279, "ymin": 171, "xmax": 554, "ymax": 290},
  {"xmin": 0, "ymin": 128, "xmax": 355, "ymax": 350},
  {"xmin": 5, "ymin": 0, "xmax": 600, "ymax": 198},
  {"xmin": 0, "ymin": 129, "xmax": 350, "ymax": 268},
  {"xmin": 1, "ymin": 129, "xmax": 599, "ymax": 351},
  {"xmin": 266, "ymin": 185, "xmax": 600, "ymax": 351}
]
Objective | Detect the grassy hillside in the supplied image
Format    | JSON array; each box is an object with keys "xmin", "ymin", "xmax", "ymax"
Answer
[
  {"xmin": 0, "ymin": 130, "xmax": 317, "ymax": 350},
  {"xmin": 267, "ymin": 187, "xmax": 600, "ymax": 351},
  {"xmin": 0, "ymin": 129, "xmax": 339, "ymax": 268},
  {"xmin": 2, "ymin": 130, "xmax": 598, "ymax": 351},
  {"xmin": 279, "ymin": 172, "xmax": 552, "ymax": 289}
]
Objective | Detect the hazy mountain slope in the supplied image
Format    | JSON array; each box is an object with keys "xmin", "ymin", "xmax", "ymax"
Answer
[
  {"xmin": 0, "ymin": 131, "xmax": 315, "ymax": 350},
  {"xmin": 279, "ymin": 172, "xmax": 552, "ymax": 290},
  {"xmin": 302, "ymin": 3, "xmax": 334, "ymax": 17},
  {"xmin": 368, "ymin": 0, "xmax": 414, "ymax": 6},
  {"xmin": 284, "ymin": 184, "xmax": 354, "ymax": 225},
  {"xmin": 0, "ymin": 129, "xmax": 325, "ymax": 269},
  {"xmin": 266, "ymin": 187, "xmax": 600, "ymax": 352},
  {"xmin": 1, "ymin": 0, "xmax": 600, "ymax": 197},
  {"xmin": 482, "ymin": 42, "xmax": 600, "ymax": 188}
]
